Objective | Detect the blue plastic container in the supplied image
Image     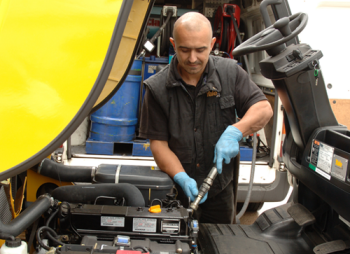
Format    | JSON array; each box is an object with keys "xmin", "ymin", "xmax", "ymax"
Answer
[
  {"xmin": 90, "ymin": 74, "xmax": 142, "ymax": 142},
  {"xmin": 143, "ymin": 56, "xmax": 169, "ymax": 80}
]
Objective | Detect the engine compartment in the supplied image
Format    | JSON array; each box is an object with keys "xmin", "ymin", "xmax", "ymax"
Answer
[{"xmin": 41, "ymin": 201, "xmax": 196, "ymax": 254}]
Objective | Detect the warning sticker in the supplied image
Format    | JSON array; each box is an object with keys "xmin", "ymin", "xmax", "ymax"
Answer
[
  {"xmin": 101, "ymin": 216, "xmax": 125, "ymax": 227},
  {"xmin": 331, "ymin": 154, "xmax": 348, "ymax": 181},
  {"xmin": 317, "ymin": 143, "xmax": 334, "ymax": 173},
  {"xmin": 133, "ymin": 218, "xmax": 157, "ymax": 232}
]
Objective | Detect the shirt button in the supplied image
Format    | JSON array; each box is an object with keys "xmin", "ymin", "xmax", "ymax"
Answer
[
  {"xmin": 194, "ymin": 128, "xmax": 197, "ymax": 132},
  {"xmin": 196, "ymin": 163, "xmax": 200, "ymax": 168}
]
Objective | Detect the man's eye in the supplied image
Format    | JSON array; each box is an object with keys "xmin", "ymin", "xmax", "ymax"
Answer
[
  {"xmin": 197, "ymin": 49, "xmax": 205, "ymax": 53},
  {"xmin": 181, "ymin": 49, "xmax": 189, "ymax": 53}
]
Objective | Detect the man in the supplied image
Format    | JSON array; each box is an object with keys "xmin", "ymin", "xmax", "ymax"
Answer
[{"xmin": 139, "ymin": 12, "xmax": 272, "ymax": 224}]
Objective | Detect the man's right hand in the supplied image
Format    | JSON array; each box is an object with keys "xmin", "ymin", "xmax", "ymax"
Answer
[{"xmin": 173, "ymin": 172, "xmax": 207, "ymax": 203}]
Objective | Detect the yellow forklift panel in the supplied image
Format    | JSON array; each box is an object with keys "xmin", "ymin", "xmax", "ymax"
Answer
[{"xmin": 0, "ymin": 0, "xmax": 123, "ymax": 176}]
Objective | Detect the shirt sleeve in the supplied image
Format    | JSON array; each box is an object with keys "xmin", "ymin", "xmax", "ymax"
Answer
[
  {"xmin": 138, "ymin": 86, "xmax": 169, "ymax": 141},
  {"xmin": 234, "ymin": 65, "xmax": 268, "ymax": 119}
]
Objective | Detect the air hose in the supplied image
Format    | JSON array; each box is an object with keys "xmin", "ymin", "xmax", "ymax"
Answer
[
  {"xmin": 225, "ymin": 6, "xmax": 258, "ymax": 221},
  {"xmin": 137, "ymin": 9, "xmax": 173, "ymax": 59},
  {"xmin": 236, "ymin": 133, "xmax": 257, "ymax": 220}
]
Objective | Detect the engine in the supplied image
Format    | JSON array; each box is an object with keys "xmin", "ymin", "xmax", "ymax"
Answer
[{"xmin": 52, "ymin": 202, "xmax": 197, "ymax": 254}]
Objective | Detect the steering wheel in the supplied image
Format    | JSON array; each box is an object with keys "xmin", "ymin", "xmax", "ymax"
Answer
[{"xmin": 232, "ymin": 12, "xmax": 308, "ymax": 56}]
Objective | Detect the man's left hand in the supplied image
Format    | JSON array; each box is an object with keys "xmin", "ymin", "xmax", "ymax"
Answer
[{"xmin": 213, "ymin": 125, "xmax": 243, "ymax": 174}]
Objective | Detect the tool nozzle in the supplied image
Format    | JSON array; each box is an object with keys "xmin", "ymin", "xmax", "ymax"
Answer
[{"xmin": 189, "ymin": 166, "xmax": 218, "ymax": 211}]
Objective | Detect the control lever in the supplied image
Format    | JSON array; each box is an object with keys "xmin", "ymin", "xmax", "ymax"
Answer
[{"xmin": 190, "ymin": 166, "xmax": 218, "ymax": 210}]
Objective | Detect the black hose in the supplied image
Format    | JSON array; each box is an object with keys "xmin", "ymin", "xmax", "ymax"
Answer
[
  {"xmin": 51, "ymin": 183, "xmax": 145, "ymax": 207},
  {"xmin": 160, "ymin": 10, "xmax": 175, "ymax": 56},
  {"xmin": 0, "ymin": 194, "xmax": 52, "ymax": 238},
  {"xmin": 36, "ymin": 226, "xmax": 64, "ymax": 250},
  {"xmin": 150, "ymin": 9, "xmax": 173, "ymax": 44},
  {"xmin": 44, "ymin": 208, "xmax": 60, "ymax": 249},
  {"xmin": 38, "ymin": 158, "xmax": 93, "ymax": 182},
  {"xmin": 46, "ymin": 208, "xmax": 59, "ymax": 227},
  {"xmin": 137, "ymin": 9, "xmax": 174, "ymax": 58}
]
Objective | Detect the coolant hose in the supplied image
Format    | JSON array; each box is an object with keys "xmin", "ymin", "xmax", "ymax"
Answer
[
  {"xmin": 37, "ymin": 158, "xmax": 93, "ymax": 182},
  {"xmin": 51, "ymin": 183, "xmax": 145, "ymax": 207},
  {"xmin": 0, "ymin": 194, "xmax": 52, "ymax": 239},
  {"xmin": 236, "ymin": 132, "xmax": 257, "ymax": 220}
]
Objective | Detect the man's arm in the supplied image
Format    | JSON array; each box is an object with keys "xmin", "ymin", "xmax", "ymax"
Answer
[
  {"xmin": 213, "ymin": 100, "xmax": 273, "ymax": 173},
  {"xmin": 150, "ymin": 140, "xmax": 184, "ymax": 178},
  {"xmin": 233, "ymin": 100, "xmax": 273, "ymax": 136},
  {"xmin": 150, "ymin": 140, "xmax": 207, "ymax": 202}
]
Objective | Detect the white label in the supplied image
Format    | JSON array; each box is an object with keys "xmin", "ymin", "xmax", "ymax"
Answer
[
  {"xmin": 317, "ymin": 143, "xmax": 334, "ymax": 173},
  {"xmin": 147, "ymin": 65, "xmax": 157, "ymax": 74},
  {"xmin": 144, "ymin": 40, "xmax": 155, "ymax": 52},
  {"xmin": 315, "ymin": 168, "xmax": 331, "ymax": 180},
  {"xmin": 101, "ymin": 216, "xmax": 125, "ymax": 227},
  {"xmin": 133, "ymin": 218, "xmax": 157, "ymax": 232}
]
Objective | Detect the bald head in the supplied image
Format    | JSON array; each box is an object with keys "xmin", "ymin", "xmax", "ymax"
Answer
[{"xmin": 173, "ymin": 12, "xmax": 212, "ymax": 42}]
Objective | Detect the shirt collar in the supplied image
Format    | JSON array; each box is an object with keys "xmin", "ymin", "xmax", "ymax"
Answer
[
  {"xmin": 167, "ymin": 54, "xmax": 209, "ymax": 87},
  {"xmin": 166, "ymin": 55, "xmax": 222, "ymax": 95}
]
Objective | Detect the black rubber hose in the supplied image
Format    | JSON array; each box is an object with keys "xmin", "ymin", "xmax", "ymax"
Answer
[
  {"xmin": 150, "ymin": 9, "xmax": 173, "ymax": 44},
  {"xmin": 36, "ymin": 226, "xmax": 64, "ymax": 250},
  {"xmin": 37, "ymin": 158, "xmax": 93, "ymax": 182},
  {"xmin": 0, "ymin": 194, "xmax": 52, "ymax": 238},
  {"xmin": 46, "ymin": 208, "xmax": 59, "ymax": 227},
  {"xmin": 51, "ymin": 183, "xmax": 145, "ymax": 207}
]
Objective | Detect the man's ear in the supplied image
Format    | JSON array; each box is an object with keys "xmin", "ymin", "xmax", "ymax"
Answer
[
  {"xmin": 211, "ymin": 37, "xmax": 217, "ymax": 49},
  {"xmin": 170, "ymin": 37, "xmax": 176, "ymax": 50}
]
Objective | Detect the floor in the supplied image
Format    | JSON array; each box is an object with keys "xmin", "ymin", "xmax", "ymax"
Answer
[{"xmin": 239, "ymin": 187, "xmax": 293, "ymax": 225}]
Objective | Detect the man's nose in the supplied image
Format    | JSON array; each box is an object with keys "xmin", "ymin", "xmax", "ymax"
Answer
[{"xmin": 188, "ymin": 50, "xmax": 197, "ymax": 63}]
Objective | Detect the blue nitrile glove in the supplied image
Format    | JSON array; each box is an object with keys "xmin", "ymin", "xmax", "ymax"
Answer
[
  {"xmin": 173, "ymin": 172, "xmax": 208, "ymax": 204},
  {"xmin": 213, "ymin": 125, "xmax": 243, "ymax": 174}
]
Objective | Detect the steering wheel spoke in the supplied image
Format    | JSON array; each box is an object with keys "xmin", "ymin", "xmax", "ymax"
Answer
[{"xmin": 232, "ymin": 12, "xmax": 308, "ymax": 57}]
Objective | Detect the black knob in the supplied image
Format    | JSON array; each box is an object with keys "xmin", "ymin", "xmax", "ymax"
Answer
[{"xmin": 292, "ymin": 49, "xmax": 303, "ymax": 60}]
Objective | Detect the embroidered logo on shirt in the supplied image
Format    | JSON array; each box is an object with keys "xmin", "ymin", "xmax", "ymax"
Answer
[{"xmin": 207, "ymin": 91, "xmax": 218, "ymax": 97}]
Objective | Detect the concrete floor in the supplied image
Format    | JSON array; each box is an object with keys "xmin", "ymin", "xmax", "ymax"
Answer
[{"xmin": 239, "ymin": 187, "xmax": 293, "ymax": 225}]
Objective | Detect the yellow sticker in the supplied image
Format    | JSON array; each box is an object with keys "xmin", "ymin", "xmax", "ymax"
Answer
[{"xmin": 335, "ymin": 159, "xmax": 343, "ymax": 169}]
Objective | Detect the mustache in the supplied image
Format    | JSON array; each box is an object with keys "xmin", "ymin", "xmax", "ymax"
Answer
[{"xmin": 185, "ymin": 60, "xmax": 202, "ymax": 65}]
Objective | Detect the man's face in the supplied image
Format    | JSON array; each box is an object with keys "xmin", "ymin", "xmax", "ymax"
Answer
[{"xmin": 170, "ymin": 27, "xmax": 216, "ymax": 76}]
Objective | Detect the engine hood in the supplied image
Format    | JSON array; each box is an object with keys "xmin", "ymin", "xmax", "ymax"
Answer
[{"xmin": 0, "ymin": 0, "xmax": 152, "ymax": 180}]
